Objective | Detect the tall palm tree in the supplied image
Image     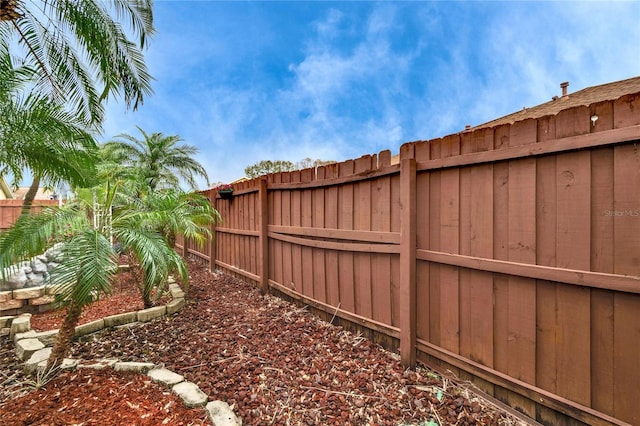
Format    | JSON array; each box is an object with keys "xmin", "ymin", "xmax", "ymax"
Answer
[
  {"xmin": 0, "ymin": 0, "xmax": 155, "ymax": 209},
  {"xmin": 0, "ymin": 0, "xmax": 154, "ymax": 127},
  {"xmin": 0, "ymin": 48, "xmax": 98, "ymax": 212},
  {"xmin": 104, "ymin": 127, "xmax": 210, "ymax": 193}
]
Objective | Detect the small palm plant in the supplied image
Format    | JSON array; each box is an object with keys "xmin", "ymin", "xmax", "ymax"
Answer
[
  {"xmin": 0, "ymin": 202, "xmax": 115, "ymax": 371},
  {"xmin": 116, "ymin": 189, "xmax": 220, "ymax": 307}
]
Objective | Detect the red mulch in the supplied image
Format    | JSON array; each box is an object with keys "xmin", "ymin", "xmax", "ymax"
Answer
[
  {"xmin": 0, "ymin": 259, "xmax": 528, "ymax": 426},
  {"xmin": 30, "ymin": 270, "xmax": 144, "ymax": 331},
  {"xmin": 0, "ymin": 368, "xmax": 208, "ymax": 426}
]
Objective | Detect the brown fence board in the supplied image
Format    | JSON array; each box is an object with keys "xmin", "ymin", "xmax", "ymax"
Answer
[
  {"xmin": 354, "ymin": 156, "xmax": 373, "ymax": 318},
  {"xmin": 590, "ymin": 289, "xmax": 615, "ymax": 415},
  {"xmin": 416, "ymin": 166, "xmax": 430, "ymax": 342},
  {"xmin": 506, "ymin": 158, "xmax": 537, "ymax": 415},
  {"xmin": 439, "ymin": 168, "xmax": 459, "ymax": 354},
  {"xmin": 556, "ymin": 151, "xmax": 592, "ymax": 405},
  {"xmin": 612, "ymin": 293, "xmax": 640, "ymax": 425},
  {"xmin": 428, "ymin": 171, "xmax": 441, "ymax": 346},
  {"xmin": 613, "ymin": 144, "xmax": 640, "ymax": 277},
  {"xmin": 492, "ymin": 160, "xmax": 510, "ymax": 381},
  {"xmin": 324, "ymin": 165, "xmax": 340, "ymax": 308},
  {"xmin": 466, "ymin": 164, "xmax": 494, "ymax": 368},
  {"xmin": 337, "ymin": 161, "xmax": 355, "ymax": 313},
  {"xmin": 371, "ymin": 175, "xmax": 392, "ymax": 325}
]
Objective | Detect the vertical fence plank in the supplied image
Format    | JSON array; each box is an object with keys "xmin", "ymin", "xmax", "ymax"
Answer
[
  {"xmin": 613, "ymin": 143, "xmax": 640, "ymax": 276},
  {"xmin": 371, "ymin": 173, "xmax": 392, "ymax": 326},
  {"xmin": 535, "ymin": 155, "xmax": 558, "ymax": 396},
  {"xmin": 338, "ymin": 161, "xmax": 355, "ymax": 313},
  {"xmin": 301, "ymin": 170, "xmax": 314, "ymax": 298},
  {"xmin": 281, "ymin": 173, "xmax": 293, "ymax": 290},
  {"xmin": 290, "ymin": 171, "xmax": 303, "ymax": 293},
  {"xmin": 590, "ymin": 147, "xmax": 615, "ymax": 415},
  {"xmin": 354, "ymin": 156, "xmax": 373, "ymax": 318},
  {"xmin": 210, "ymin": 194, "xmax": 217, "ymax": 273},
  {"xmin": 313, "ymin": 168, "xmax": 327, "ymax": 304},
  {"xmin": 400, "ymin": 158, "xmax": 417, "ymax": 367},
  {"xmin": 390, "ymin": 171, "xmax": 402, "ymax": 328},
  {"xmin": 468, "ymin": 164, "xmax": 494, "ymax": 367},
  {"xmin": 415, "ymin": 142, "xmax": 431, "ymax": 343},
  {"xmin": 324, "ymin": 165, "xmax": 340, "ymax": 308},
  {"xmin": 505, "ymin": 158, "xmax": 537, "ymax": 418},
  {"xmin": 259, "ymin": 179, "xmax": 269, "ymax": 294},
  {"xmin": 428, "ymin": 170, "xmax": 441, "ymax": 346},
  {"xmin": 271, "ymin": 174, "xmax": 283, "ymax": 288},
  {"xmin": 439, "ymin": 166, "xmax": 460, "ymax": 354},
  {"xmin": 613, "ymin": 293, "xmax": 640, "ymax": 425},
  {"xmin": 555, "ymin": 151, "xmax": 592, "ymax": 406},
  {"xmin": 612, "ymin": 141, "xmax": 640, "ymax": 424}
]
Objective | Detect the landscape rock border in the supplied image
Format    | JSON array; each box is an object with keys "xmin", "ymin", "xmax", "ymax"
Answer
[{"xmin": 7, "ymin": 276, "xmax": 242, "ymax": 426}]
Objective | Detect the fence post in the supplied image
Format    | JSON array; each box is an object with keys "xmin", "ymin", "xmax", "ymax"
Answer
[
  {"xmin": 259, "ymin": 178, "xmax": 269, "ymax": 294},
  {"xmin": 400, "ymin": 158, "xmax": 417, "ymax": 368},
  {"xmin": 209, "ymin": 197, "xmax": 217, "ymax": 273}
]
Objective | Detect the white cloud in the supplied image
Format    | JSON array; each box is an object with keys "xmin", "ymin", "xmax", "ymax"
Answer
[{"xmin": 97, "ymin": 1, "xmax": 640, "ymax": 187}]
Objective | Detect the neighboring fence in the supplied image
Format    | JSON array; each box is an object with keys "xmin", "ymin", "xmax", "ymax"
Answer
[
  {"xmin": 0, "ymin": 199, "xmax": 59, "ymax": 231},
  {"xmin": 177, "ymin": 93, "xmax": 640, "ymax": 426}
]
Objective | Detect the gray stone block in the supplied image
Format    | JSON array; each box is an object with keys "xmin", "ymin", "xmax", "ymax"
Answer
[
  {"xmin": 10, "ymin": 316, "xmax": 30, "ymax": 339},
  {"xmin": 31, "ymin": 258, "xmax": 48, "ymax": 274},
  {"xmin": 114, "ymin": 361, "xmax": 155, "ymax": 373},
  {"xmin": 166, "ymin": 298, "xmax": 185, "ymax": 314},
  {"xmin": 137, "ymin": 306, "xmax": 166, "ymax": 322},
  {"xmin": 14, "ymin": 330, "xmax": 37, "ymax": 341},
  {"xmin": 26, "ymin": 273, "xmax": 45, "ymax": 286},
  {"xmin": 16, "ymin": 338, "xmax": 45, "ymax": 361},
  {"xmin": 33, "ymin": 329, "xmax": 59, "ymax": 347},
  {"xmin": 0, "ymin": 315, "xmax": 13, "ymax": 328},
  {"xmin": 206, "ymin": 400, "xmax": 242, "ymax": 426},
  {"xmin": 103, "ymin": 311, "xmax": 138, "ymax": 328},
  {"xmin": 74, "ymin": 319, "xmax": 104, "ymax": 338},
  {"xmin": 169, "ymin": 284, "xmax": 185, "ymax": 299},
  {"xmin": 13, "ymin": 287, "xmax": 44, "ymax": 300},
  {"xmin": 78, "ymin": 359, "xmax": 118, "ymax": 370},
  {"xmin": 172, "ymin": 381, "xmax": 208, "ymax": 408},
  {"xmin": 6, "ymin": 269, "xmax": 27, "ymax": 290},
  {"xmin": 147, "ymin": 368, "xmax": 184, "ymax": 386},
  {"xmin": 24, "ymin": 347, "xmax": 51, "ymax": 373}
]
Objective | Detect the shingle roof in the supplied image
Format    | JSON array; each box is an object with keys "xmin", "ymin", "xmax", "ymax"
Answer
[{"xmin": 470, "ymin": 76, "xmax": 640, "ymax": 130}]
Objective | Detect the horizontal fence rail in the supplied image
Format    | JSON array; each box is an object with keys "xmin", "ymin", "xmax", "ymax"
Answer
[{"xmin": 176, "ymin": 94, "xmax": 640, "ymax": 426}]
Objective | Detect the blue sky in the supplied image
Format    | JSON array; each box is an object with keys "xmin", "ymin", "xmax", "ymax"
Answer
[{"xmin": 101, "ymin": 1, "xmax": 640, "ymax": 188}]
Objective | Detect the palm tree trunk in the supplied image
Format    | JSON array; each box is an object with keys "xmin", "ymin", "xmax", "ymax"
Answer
[
  {"xmin": 20, "ymin": 175, "xmax": 41, "ymax": 216},
  {"xmin": 129, "ymin": 257, "xmax": 154, "ymax": 308},
  {"xmin": 45, "ymin": 301, "xmax": 82, "ymax": 373}
]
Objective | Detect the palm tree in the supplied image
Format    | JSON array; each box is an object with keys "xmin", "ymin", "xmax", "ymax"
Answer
[
  {"xmin": 0, "ymin": 203, "xmax": 116, "ymax": 371},
  {"xmin": 116, "ymin": 189, "xmax": 220, "ymax": 307},
  {"xmin": 0, "ymin": 181, "xmax": 193, "ymax": 371},
  {"xmin": 104, "ymin": 127, "xmax": 210, "ymax": 193},
  {"xmin": 0, "ymin": 49, "xmax": 99, "ymax": 212},
  {"xmin": 0, "ymin": 0, "xmax": 154, "ymax": 127},
  {"xmin": 0, "ymin": 0, "xmax": 155, "ymax": 209}
]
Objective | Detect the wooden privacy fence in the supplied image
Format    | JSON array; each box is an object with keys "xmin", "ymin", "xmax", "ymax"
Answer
[
  {"xmin": 0, "ymin": 199, "xmax": 58, "ymax": 231},
  {"xmin": 178, "ymin": 94, "xmax": 640, "ymax": 426}
]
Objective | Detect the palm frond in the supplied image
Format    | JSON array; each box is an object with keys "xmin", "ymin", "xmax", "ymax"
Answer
[{"xmin": 49, "ymin": 228, "xmax": 116, "ymax": 308}]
